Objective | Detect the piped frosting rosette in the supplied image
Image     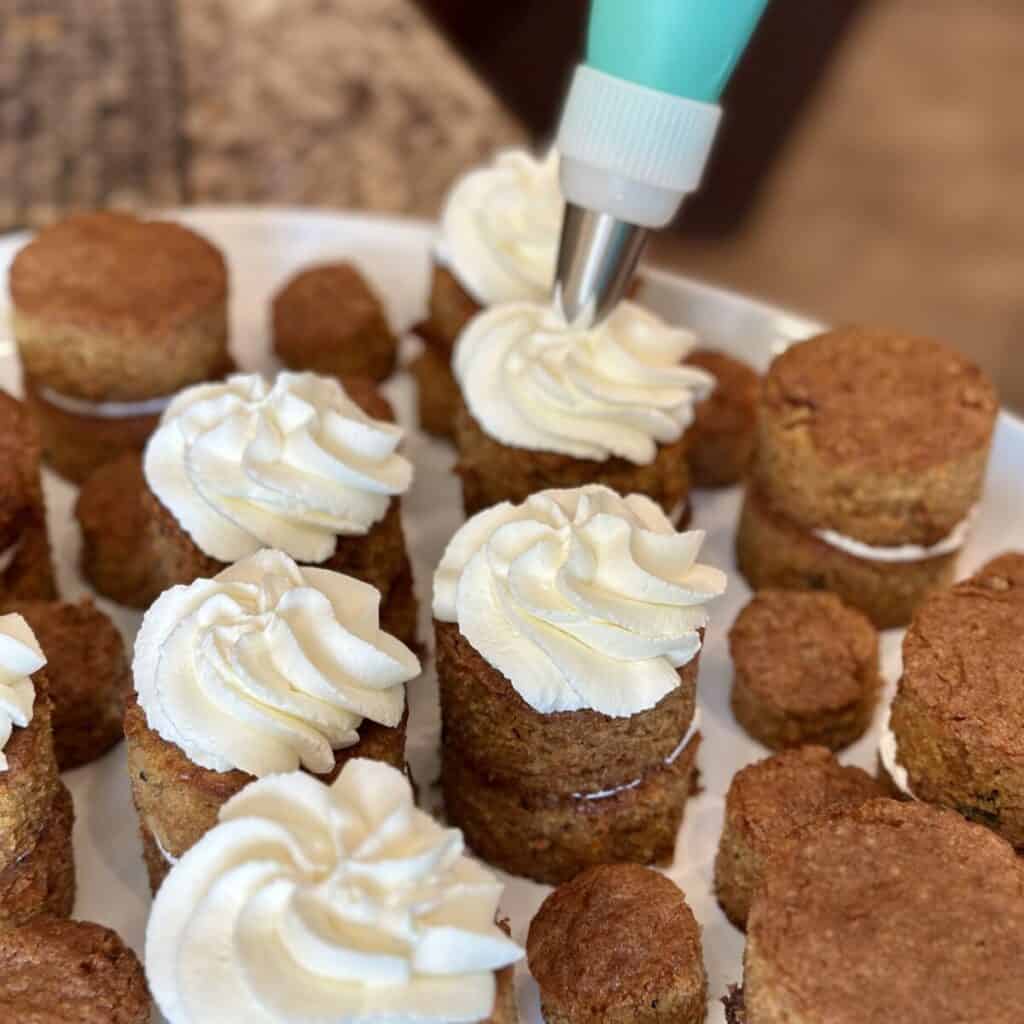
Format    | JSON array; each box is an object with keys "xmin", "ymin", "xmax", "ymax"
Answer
[
  {"xmin": 146, "ymin": 759, "xmax": 523, "ymax": 1024},
  {"xmin": 433, "ymin": 485, "xmax": 726, "ymax": 718},
  {"xmin": 0, "ymin": 614, "xmax": 45, "ymax": 771}
]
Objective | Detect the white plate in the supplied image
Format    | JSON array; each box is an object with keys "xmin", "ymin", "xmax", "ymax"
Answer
[{"xmin": 1, "ymin": 207, "xmax": 1023, "ymax": 1024}]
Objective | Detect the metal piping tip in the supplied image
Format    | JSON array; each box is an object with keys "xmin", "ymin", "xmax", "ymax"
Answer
[{"xmin": 553, "ymin": 203, "xmax": 649, "ymax": 327}]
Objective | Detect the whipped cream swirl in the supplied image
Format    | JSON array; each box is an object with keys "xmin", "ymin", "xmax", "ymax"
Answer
[
  {"xmin": 144, "ymin": 372, "xmax": 413, "ymax": 564},
  {"xmin": 0, "ymin": 614, "xmax": 44, "ymax": 772},
  {"xmin": 134, "ymin": 549, "xmax": 420, "ymax": 776},
  {"xmin": 437, "ymin": 147, "xmax": 562, "ymax": 306},
  {"xmin": 146, "ymin": 759, "xmax": 523, "ymax": 1024},
  {"xmin": 455, "ymin": 300, "xmax": 713, "ymax": 465},
  {"xmin": 434, "ymin": 486, "xmax": 726, "ymax": 717}
]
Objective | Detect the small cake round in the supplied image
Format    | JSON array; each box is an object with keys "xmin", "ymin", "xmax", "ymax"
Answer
[
  {"xmin": 10, "ymin": 211, "xmax": 231, "ymax": 482},
  {"xmin": 0, "ymin": 918, "xmax": 151, "ymax": 1023},
  {"xmin": 453, "ymin": 301, "xmax": 712, "ymax": 518},
  {"xmin": 739, "ymin": 327, "xmax": 997, "ymax": 627},
  {"xmin": 272, "ymin": 262, "xmax": 396, "ymax": 382},
  {"xmin": 743, "ymin": 799, "xmax": 1024, "ymax": 1024},
  {"xmin": 7, "ymin": 600, "xmax": 131, "ymax": 771},
  {"xmin": 729, "ymin": 591, "xmax": 880, "ymax": 751},
  {"xmin": 528, "ymin": 864, "xmax": 706, "ymax": 1024},
  {"xmin": 0, "ymin": 392, "xmax": 55, "ymax": 604},
  {"xmin": 886, "ymin": 552, "xmax": 1024, "ymax": 848},
  {"xmin": 411, "ymin": 342, "xmax": 461, "ymax": 438},
  {"xmin": 714, "ymin": 746, "xmax": 884, "ymax": 929},
  {"xmin": 683, "ymin": 349, "xmax": 759, "ymax": 487}
]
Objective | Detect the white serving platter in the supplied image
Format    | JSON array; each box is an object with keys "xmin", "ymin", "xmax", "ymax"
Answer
[{"xmin": 1, "ymin": 207, "xmax": 1022, "ymax": 1023}]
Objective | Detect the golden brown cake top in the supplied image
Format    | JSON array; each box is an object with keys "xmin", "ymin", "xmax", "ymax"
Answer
[
  {"xmin": 527, "ymin": 863, "xmax": 702, "ymax": 1006},
  {"xmin": 10, "ymin": 211, "xmax": 227, "ymax": 336},
  {"xmin": 0, "ymin": 918, "xmax": 151, "ymax": 1023},
  {"xmin": 685, "ymin": 348, "xmax": 760, "ymax": 433},
  {"xmin": 0, "ymin": 391, "xmax": 40, "ymax": 536},
  {"xmin": 748, "ymin": 799, "xmax": 1024, "ymax": 1023},
  {"xmin": 763, "ymin": 326, "xmax": 997, "ymax": 471},
  {"xmin": 729, "ymin": 590, "xmax": 877, "ymax": 714},
  {"xmin": 273, "ymin": 262, "xmax": 388, "ymax": 343},
  {"xmin": 726, "ymin": 746, "xmax": 884, "ymax": 849},
  {"xmin": 899, "ymin": 552, "xmax": 1024, "ymax": 753}
]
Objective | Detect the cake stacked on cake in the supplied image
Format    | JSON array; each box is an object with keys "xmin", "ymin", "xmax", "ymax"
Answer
[{"xmin": 433, "ymin": 485, "xmax": 726, "ymax": 884}]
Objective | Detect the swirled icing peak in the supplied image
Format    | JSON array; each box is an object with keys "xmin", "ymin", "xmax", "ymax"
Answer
[
  {"xmin": 433, "ymin": 485, "xmax": 726, "ymax": 717},
  {"xmin": 146, "ymin": 759, "xmax": 523, "ymax": 1024},
  {"xmin": 454, "ymin": 300, "xmax": 713, "ymax": 465},
  {"xmin": 0, "ymin": 614, "xmax": 44, "ymax": 772},
  {"xmin": 133, "ymin": 549, "xmax": 420, "ymax": 776},
  {"xmin": 144, "ymin": 371, "xmax": 413, "ymax": 564},
  {"xmin": 437, "ymin": 147, "xmax": 561, "ymax": 306}
]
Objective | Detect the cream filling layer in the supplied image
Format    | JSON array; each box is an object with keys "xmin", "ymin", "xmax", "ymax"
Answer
[
  {"xmin": 573, "ymin": 708, "xmax": 701, "ymax": 802},
  {"xmin": 39, "ymin": 386, "xmax": 173, "ymax": 420},
  {"xmin": 813, "ymin": 509, "xmax": 976, "ymax": 564},
  {"xmin": 0, "ymin": 539, "xmax": 20, "ymax": 576},
  {"xmin": 878, "ymin": 703, "xmax": 916, "ymax": 799}
]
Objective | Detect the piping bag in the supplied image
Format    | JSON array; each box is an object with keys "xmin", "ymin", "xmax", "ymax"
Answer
[{"xmin": 554, "ymin": 0, "xmax": 770, "ymax": 325}]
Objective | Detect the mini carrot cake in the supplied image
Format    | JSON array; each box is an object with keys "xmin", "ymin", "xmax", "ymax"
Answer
[
  {"xmin": 433, "ymin": 485, "xmax": 726, "ymax": 884},
  {"xmin": 272, "ymin": 261, "xmax": 397, "ymax": 381},
  {"xmin": 9, "ymin": 211, "xmax": 231, "ymax": 483},
  {"xmin": 413, "ymin": 147, "xmax": 561, "ymax": 437},
  {"xmin": 141, "ymin": 370, "xmax": 417, "ymax": 646},
  {"xmin": 146, "ymin": 759, "xmax": 523, "ymax": 1024},
  {"xmin": 0, "ymin": 918, "xmax": 151, "ymax": 1023},
  {"xmin": 126, "ymin": 548, "xmax": 420, "ymax": 891},
  {"xmin": 453, "ymin": 302, "xmax": 713, "ymax": 518},
  {"xmin": 528, "ymin": 864, "xmax": 706, "ymax": 1024},
  {"xmin": 714, "ymin": 746, "xmax": 884, "ymax": 929},
  {"xmin": 7, "ymin": 600, "xmax": 131, "ymax": 770},
  {"xmin": 882, "ymin": 552, "xmax": 1024, "ymax": 849},
  {"xmin": 740, "ymin": 800, "xmax": 1024, "ymax": 1024},
  {"xmin": 0, "ymin": 391, "xmax": 55, "ymax": 603},
  {"xmin": 738, "ymin": 327, "xmax": 998, "ymax": 627},
  {"xmin": 683, "ymin": 349, "xmax": 760, "ymax": 487},
  {"xmin": 729, "ymin": 590, "xmax": 880, "ymax": 751}
]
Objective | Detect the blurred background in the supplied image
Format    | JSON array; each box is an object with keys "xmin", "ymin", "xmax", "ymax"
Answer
[{"xmin": 2, "ymin": 0, "xmax": 1021, "ymax": 406}]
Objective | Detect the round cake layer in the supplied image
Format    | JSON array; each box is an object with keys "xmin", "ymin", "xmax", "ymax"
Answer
[
  {"xmin": 0, "ymin": 392, "xmax": 44, "ymax": 540},
  {"xmin": 412, "ymin": 344, "xmax": 460, "ymax": 439},
  {"xmin": 425, "ymin": 263, "xmax": 482, "ymax": 354},
  {"xmin": 891, "ymin": 552, "xmax": 1024, "ymax": 848},
  {"xmin": 729, "ymin": 590, "xmax": 879, "ymax": 751},
  {"xmin": 436, "ymin": 619, "xmax": 698, "ymax": 796},
  {"xmin": 756, "ymin": 327, "xmax": 997, "ymax": 546},
  {"xmin": 714, "ymin": 746, "xmax": 884, "ymax": 929},
  {"xmin": 10, "ymin": 211, "xmax": 229, "ymax": 401},
  {"xmin": 528, "ymin": 864, "xmax": 706, "ymax": 1024},
  {"xmin": 442, "ymin": 735, "xmax": 699, "ymax": 886},
  {"xmin": 744, "ymin": 799, "xmax": 1024, "ymax": 1024},
  {"xmin": 455, "ymin": 402, "xmax": 690, "ymax": 520},
  {"xmin": 737, "ymin": 484, "xmax": 956, "ymax": 629}
]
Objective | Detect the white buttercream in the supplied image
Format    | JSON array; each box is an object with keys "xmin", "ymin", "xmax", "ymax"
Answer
[
  {"xmin": 878, "ymin": 703, "xmax": 916, "ymax": 799},
  {"xmin": 0, "ymin": 540, "xmax": 20, "ymax": 576},
  {"xmin": 0, "ymin": 614, "xmax": 45, "ymax": 772},
  {"xmin": 813, "ymin": 509, "xmax": 976, "ymax": 564},
  {"xmin": 39, "ymin": 385, "xmax": 172, "ymax": 419},
  {"xmin": 454, "ymin": 300, "xmax": 713, "ymax": 465},
  {"xmin": 133, "ymin": 549, "xmax": 420, "ymax": 776},
  {"xmin": 146, "ymin": 759, "xmax": 523, "ymax": 1024},
  {"xmin": 434, "ymin": 486, "xmax": 726, "ymax": 718},
  {"xmin": 144, "ymin": 371, "xmax": 413, "ymax": 564},
  {"xmin": 437, "ymin": 147, "xmax": 561, "ymax": 307}
]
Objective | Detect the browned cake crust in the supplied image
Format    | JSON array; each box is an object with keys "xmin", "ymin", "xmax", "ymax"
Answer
[
  {"xmin": 0, "ymin": 682, "xmax": 59, "ymax": 874},
  {"xmin": 729, "ymin": 591, "xmax": 880, "ymax": 750},
  {"xmin": 75, "ymin": 454, "xmax": 159, "ymax": 609},
  {"xmin": 891, "ymin": 552, "xmax": 1024, "ymax": 848},
  {"xmin": 272, "ymin": 262, "xmax": 397, "ymax": 382},
  {"xmin": 528, "ymin": 864, "xmax": 706, "ymax": 1024},
  {"xmin": 744, "ymin": 799, "xmax": 1024, "ymax": 1024},
  {"xmin": 714, "ymin": 747, "xmax": 884, "ymax": 929},
  {"xmin": 736, "ymin": 484, "xmax": 956, "ymax": 629},
  {"xmin": 755, "ymin": 327, "xmax": 997, "ymax": 546},
  {"xmin": 10, "ymin": 211, "xmax": 229, "ymax": 401},
  {"xmin": 5, "ymin": 601, "xmax": 130, "ymax": 771},
  {"xmin": 124, "ymin": 696, "xmax": 408, "ymax": 892},
  {"xmin": 0, "ymin": 917, "xmax": 151, "ymax": 1023},
  {"xmin": 0, "ymin": 782, "xmax": 75, "ymax": 931},
  {"xmin": 488, "ymin": 963, "xmax": 519, "ymax": 1024},
  {"xmin": 454, "ymin": 402, "xmax": 690, "ymax": 520},
  {"xmin": 411, "ymin": 343, "xmax": 460, "ymax": 439},
  {"xmin": 683, "ymin": 349, "xmax": 760, "ymax": 488},
  {"xmin": 423, "ymin": 263, "xmax": 482, "ymax": 354}
]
